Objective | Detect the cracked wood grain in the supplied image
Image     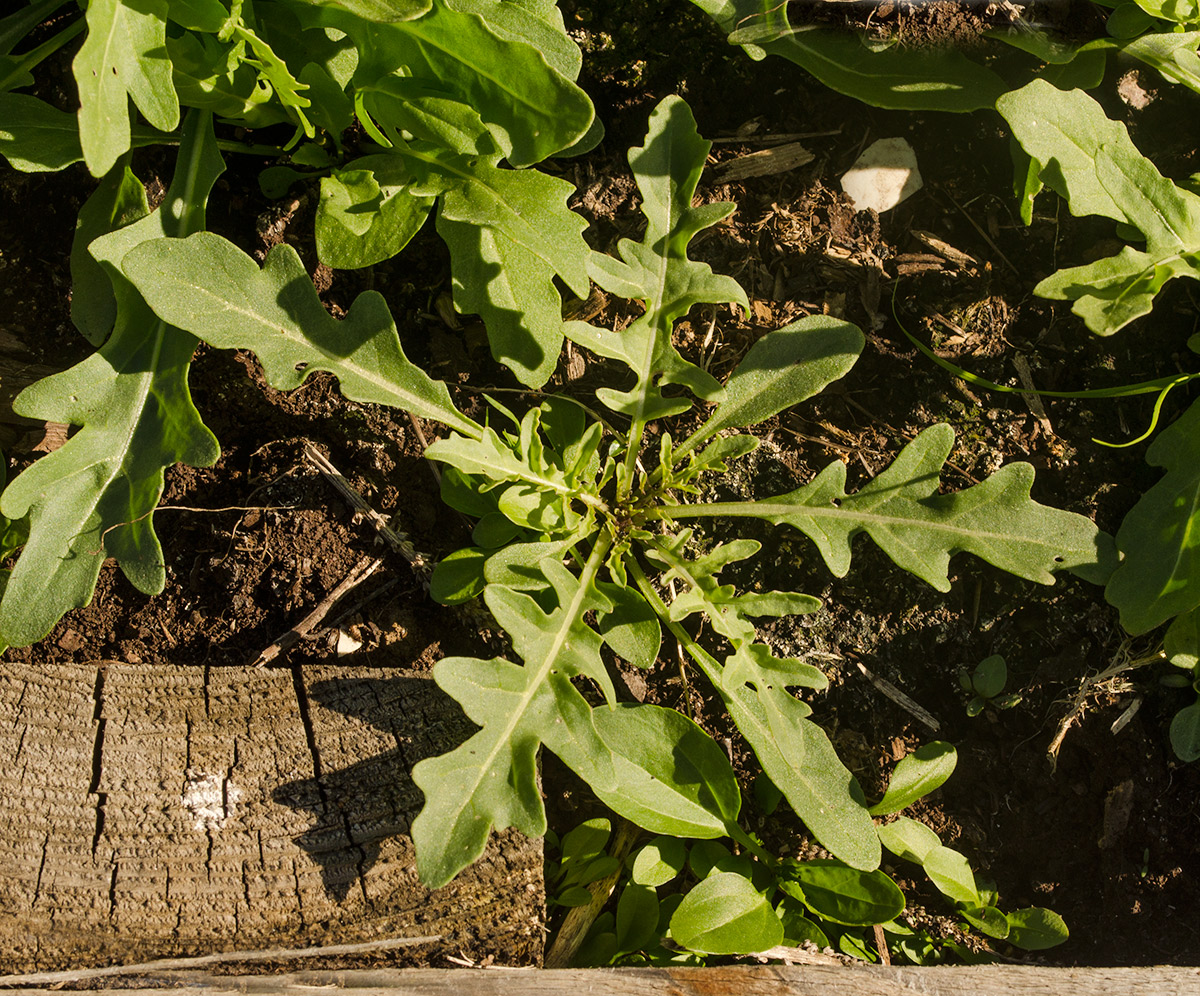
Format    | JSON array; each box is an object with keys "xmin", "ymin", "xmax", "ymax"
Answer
[{"xmin": 0, "ymin": 661, "xmax": 543, "ymax": 974}]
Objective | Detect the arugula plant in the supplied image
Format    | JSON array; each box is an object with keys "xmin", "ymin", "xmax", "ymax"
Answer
[
  {"xmin": 959, "ymin": 655, "xmax": 1022, "ymax": 717},
  {"xmin": 118, "ymin": 96, "xmax": 1111, "ymax": 897},
  {"xmin": 0, "ymin": 0, "xmax": 596, "ymax": 645},
  {"xmin": 997, "ymin": 80, "xmax": 1200, "ymax": 760},
  {"xmin": 554, "ymin": 743, "xmax": 1065, "ymax": 965}
]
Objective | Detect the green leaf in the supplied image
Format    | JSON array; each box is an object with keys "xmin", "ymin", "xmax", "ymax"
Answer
[
  {"xmin": 121, "ymin": 231, "xmax": 480, "ymax": 438},
  {"xmin": 998, "ymin": 80, "xmax": 1200, "ymax": 335},
  {"xmin": 315, "ymin": 155, "xmax": 434, "ymax": 269},
  {"xmin": 972, "ymin": 655, "xmax": 1008, "ymax": 699},
  {"xmin": 310, "ymin": 0, "xmax": 432, "ymax": 22},
  {"xmin": 1122, "ymin": 30, "xmax": 1200, "ymax": 94},
  {"xmin": 0, "ymin": 93, "xmax": 84, "ymax": 171},
  {"xmin": 1165, "ymin": 607, "xmax": 1200, "ymax": 670},
  {"xmin": 70, "ymin": 159, "xmax": 150, "ymax": 345},
  {"xmin": 960, "ymin": 904, "xmax": 1011, "ymax": 940},
  {"xmin": 342, "ymin": 0, "xmax": 593, "ymax": 166},
  {"xmin": 166, "ymin": 31, "xmax": 286, "ymax": 129},
  {"xmin": 780, "ymin": 859, "xmax": 905, "ymax": 926},
  {"xmin": 1170, "ymin": 700, "xmax": 1200, "ymax": 762},
  {"xmin": 877, "ymin": 816, "xmax": 941, "ymax": 864},
  {"xmin": 590, "ymin": 703, "xmax": 741, "ymax": 838},
  {"xmin": 922, "ymin": 846, "xmax": 980, "ymax": 905},
  {"xmin": 557, "ymin": 817, "xmax": 610, "ymax": 880},
  {"xmin": 166, "ymin": 0, "xmax": 231, "ymax": 32},
  {"xmin": 73, "ymin": 0, "xmax": 179, "ymax": 176},
  {"xmin": 596, "ymin": 582, "xmax": 662, "ymax": 669},
  {"xmin": 429, "ymin": 546, "xmax": 487, "ymax": 604},
  {"xmin": 688, "ymin": 644, "xmax": 881, "ymax": 871},
  {"xmin": 631, "ymin": 837, "xmax": 688, "ymax": 887},
  {"xmin": 670, "ymin": 872, "xmax": 784, "ymax": 955},
  {"xmin": 569, "ymin": 96, "xmax": 748, "ymax": 421},
  {"xmin": 0, "ymin": 110, "xmax": 222, "ymax": 647},
  {"xmin": 777, "ymin": 897, "xmax": 831, "ymax": 949},
  {"xmin": 410, "ymin": 551, "xmax": 618, "ymax": 887},
  {"xmin": 684, "ymin": 316, "xmax": 864, "ymax": 455},
  {"xmin": 1106, "ymin": 399, "xmax": 1200, "ymax": 634},
  {"xmin": 667, "ymin": 424, "xmax": 1114, "ymax": 591},
  {"xmin": 690, "ymin": 0, "xmax": 1005, "ymax": 111},
  {"xmin": 1005, "ymin": 907, "xmax": 1069, "ymax": 950},
  {"xmin": 615, "ymin": 884, "xmax": 660, "ymax": 953},
  {"xmin": 869, "ymin": 741, "xmax": 957, "ymax": 816}
]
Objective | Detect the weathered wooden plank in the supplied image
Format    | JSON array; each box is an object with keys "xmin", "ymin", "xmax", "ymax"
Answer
[
  {"xmin": 4, "ymin": 965, "xmax": 1199, "ymax": 996},
  {"xmin": 0, "ymin": 662, "xmax": 543, "ymax": 974}
]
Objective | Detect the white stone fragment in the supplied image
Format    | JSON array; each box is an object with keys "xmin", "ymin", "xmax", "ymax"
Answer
[
  {"xmin": 839, "ymin": 137, "xmax": 923, "ymax": 214},
  {"xmin": 336, "ymin": 629, "xmax": 363, "ymax": 656}
]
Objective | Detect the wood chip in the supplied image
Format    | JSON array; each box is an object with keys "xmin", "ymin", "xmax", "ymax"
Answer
[{"xmin": 713, "ymin": 142, "xmax": 814, "ymax": 182}]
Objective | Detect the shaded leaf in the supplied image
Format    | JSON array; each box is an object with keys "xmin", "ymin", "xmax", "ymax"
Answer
[
  {"xmin": 0, "ymin": 92, "xmax": 84, "ymax": 171},
  {"xmin": 1106, "ymin": 399, "xmax": 1200, "ymax": 634},
  {"xmin": 998, "ymin": 80, "xmax": 1200, "ymax": 335},
  {"xmin": 780, "ymin": 859, "xmax": 905, "ymax": 926},
  {"xmin": 616, "ymin": 884, "xmax": 660, "ymax": 953},
  {"xmin": 631, "ymin": 836, "xmax": 688, "ymax": 887},
  {"xmin": 691, "ymin": 0, "xmax": 1004, "ymax": 111},
  {"xmin": 1005, "ymin": 907, "xmax": 1069, "ymax": 950}
]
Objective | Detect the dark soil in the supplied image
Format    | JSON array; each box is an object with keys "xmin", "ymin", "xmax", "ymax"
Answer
[{"xmin": 2, "ymin": 0, "xmax": 1198, "ymax": 970}]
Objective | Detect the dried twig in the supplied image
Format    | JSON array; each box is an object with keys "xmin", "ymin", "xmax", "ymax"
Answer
[
  {"xmin": 853, "ymin": 659, "xmax": 941, "ymax": 733},
  {"xmin": 304, "ymin": 443, "xmax": 431, "ymax": 578},
  {"xmin": 1012, "ymin": 353, "xmax": 1055, "ymax": 438},
  {"xmin": 252, "ymin": 554, "xmax": 383, "ymax": 667},
  {"xmin": 0, "ymin": 934, "xmax": 442, "ymax": 986}
]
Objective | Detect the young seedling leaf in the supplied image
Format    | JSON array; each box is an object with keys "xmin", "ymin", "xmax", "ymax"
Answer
[
  {"xmin": 877, "ymin": 816, "xmax": 941, "ymax": 864},
  {"xmin": 666, "ymin": 424, "xmax": 1114, "ymax": 590},
  {"xmin": 670, "ymin": 871, "xmax": 784, "ymax": 955},
  {"xmin": 1005, "ymin": 907, "xmax": 1069, "ymax": 950},
  {"xmin": 615, "ymin": 883, "xmax": 660, "ymax": 954},
  {"xmin": 1170, "ymin": 702, "xmax": 1200, "ymax": 762},
  {"xmin": 998, "ymin": 80, "xmax": 1200, "ymax": 335},
  {"xmin": 972, "ymin": 655, "xmax": 1008, "ymax": 699},
  {"xmin": 122, "ymin": 232, "xmax": 481, "ymax": 438},
  {"xmin": 1106, "ymin": 399, "xmax": 1200, "ymax": 634},
  {"xmin": 960, "ymin": 904, "xmax": 1011, "ymax": 940},
  {"xmin": 315, "ymin": 155, "xmax": 435, "ymax": 269},
  {"xmin": 0, "ymin": 110, "xmax": 222, "ymax": 647},
  {"xmin": 632, "ymin": 837, "xmax": 688, "ymax": 887},
  {"xmin": 690, "ymin": 0, "xmax": 1005, "ymax": 112},
  {"xmin": 869, "ymin": 741, "xmax": 957, "ymax": 816},
  {"xmin": 922, "ymin": 845, "xmax": 980, "ymax": 905},
  {"xmin": 73, "ymin": 0, "xmax": 179, "ymax": 176},
  {"xmin": 780, "ymin": 859, "xmax": 905, "ymax": 926}
]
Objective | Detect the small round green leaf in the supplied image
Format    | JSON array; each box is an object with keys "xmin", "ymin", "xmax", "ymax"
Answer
[
  {"xmin": 631, "ymin": 837, "xmax": 688, "ymax": 887},
  {"xmin": 670, "ymin": 872, "xmax": 784, "ymax": 955},
  {"xmin": 553, "ymin": 885, "xmax": 594, "ymax": 908},
  {"xmin": 1169, "ymin": 701, "xmax": 1200, "ymax": 762},
  {"xmin": 429, "ymin": 547, "xmax": 487, "ymax": 604},
  {"xmin": 596, "ymin": 583, "xmax": 662, "ymax": 669},
  {"xmin": 782, "ymin": 859, "xmax": 905, "ymax": 926},
  {"xmin": 869, "ymin": 741, "xmax": 957, "ymax": 815},
  {"xmin": 972, "ymin": 655, "xmax": 1008, "ymax": 699},
  {"xmin": 1005, "ymin": 907, "xmax": 1069, "ymax": 950},
  {"xmin": 688, "ymin": 840, "xmax": 732, "ymax": 880}
]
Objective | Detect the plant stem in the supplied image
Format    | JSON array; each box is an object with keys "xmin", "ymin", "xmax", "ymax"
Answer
[{"xmin": 0, "ymin": 14, "xmax": 83, "ymax": 92}]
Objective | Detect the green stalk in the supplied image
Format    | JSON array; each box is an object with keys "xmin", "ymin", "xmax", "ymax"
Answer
[{"xmin": 0, "ymin": 14, "xmax": 83, "ymax": 92}]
